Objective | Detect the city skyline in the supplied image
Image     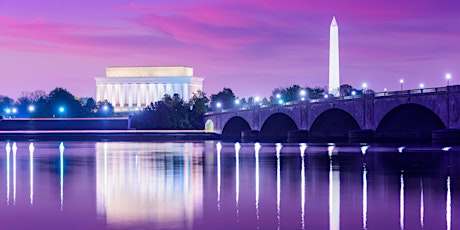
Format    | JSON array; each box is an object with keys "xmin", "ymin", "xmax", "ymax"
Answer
[{"xmin": 0, "ymin": 0, "xmax": 458, "ymax": 99}]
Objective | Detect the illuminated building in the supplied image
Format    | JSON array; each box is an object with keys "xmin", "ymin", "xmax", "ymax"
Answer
[{"xmin": 95, "ymin": 66, "xmax": 204, "ymax": 112}]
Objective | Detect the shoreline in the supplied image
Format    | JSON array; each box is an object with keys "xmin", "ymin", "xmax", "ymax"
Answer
[{"xmin": 0, "ymin": 130, "xmax": 221, "ymax": 141}]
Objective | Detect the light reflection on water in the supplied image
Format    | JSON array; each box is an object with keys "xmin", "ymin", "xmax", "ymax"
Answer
[
  {"xmin": 0, "ymin": 141, "xmax": 456, "ymax": 229},
  {"xmin": 95, "ymin": 142, "xmax": 203, "ymax": 229}
]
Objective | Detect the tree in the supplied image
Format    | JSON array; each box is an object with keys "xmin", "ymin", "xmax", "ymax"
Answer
[
  {"xmin": 306, "ymin": 87, "xmax": 327, "ymax": 99},
  {"xmin": 340, "ymin": 84, "xmax": 354, "ymax": 97},
  {"xmin": 270, "ymin": 86, "xmax": 298, "ymax": 104},
  {"xmin": 15, "ymin": 91, "xmax": 46, "ymax": 118},
  {"xmin": 96, "ymin": 101, "xmax": 114, "ymax": 117},
  {"xmin": 0, "ymin": 95, "xmax": 14, "ymax": 117},
  {"xmin": 188, "ymin": 90, "xmax": 209, "ymax": 129},
  {"xmin": 41, "ymin": 87, "xmax": 85, "ymax": 118},
  {"xmin": 210, "ymin": 88, "xmax": 236, "ymax": 110},
  {"xmin": 82, "ymin": 98, "xmax": 97, "ymax": 116},
  {"xmin": 130, "ymin": 91, "xmax": 210, "ymax": 130}
]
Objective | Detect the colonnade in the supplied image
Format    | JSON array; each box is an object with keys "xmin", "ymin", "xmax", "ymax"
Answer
[{"xmin": 96, "ymin": 83, "xmax": 191, "ymax": 111}]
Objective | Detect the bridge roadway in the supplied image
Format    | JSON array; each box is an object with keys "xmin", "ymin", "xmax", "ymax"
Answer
[{"xmin": 204, "ymin": 85, "xmax": 460, "ymax": 142}]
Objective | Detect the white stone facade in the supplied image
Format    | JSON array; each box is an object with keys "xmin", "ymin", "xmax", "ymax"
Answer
[
  {"xmin": 95, "ymin": 66, "xmax": 204, "ymax": 112},
  {"xmin": 329, "ymin": 17, "xmax": 340, "ymax": 96}
]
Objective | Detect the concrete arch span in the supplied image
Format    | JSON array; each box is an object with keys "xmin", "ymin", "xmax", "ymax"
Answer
[
  {"xmin": 376, "ymin": 103, "xmax": 446, "ymax": 142},
  {"xmin": 260, "ymin": 113, "xmax": 298, "ymax": 142},
  {"xmin": 221, "ymin": 116, "xmax": 251, "ymax": 141},
  {"xmin": 309, "ymin": 108, "xmax": 360, "ymax": 142}
]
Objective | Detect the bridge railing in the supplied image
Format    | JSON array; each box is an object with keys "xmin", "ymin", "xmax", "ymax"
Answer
[{"xmin": 205, "ymin": 86, "xmax": 453, "ymax": 115}]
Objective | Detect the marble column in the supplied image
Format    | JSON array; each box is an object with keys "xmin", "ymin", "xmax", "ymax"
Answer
[
  {"xmin": 136, "ymin": 84, "xmax": 141, "ymax": 107},
  {"xmin": 165, "ymin": 83, "xmax": 173, "ymax": 97},
  {"xmin": 96, "ymin": 84, "xmax": 102, "ymax": 102},
  {"xmin": 127, "ymin": 84, "xmax": 133, "ymax": 107},
  {"xmin": 183, "ymin": 83, "xmax": 189, "ymax": 101},
  {"xmin": 157, "ymin": 83, "xmax": 164, "ymax": 100},
  {"xmin": 107, "ymin": 84, "xmax": 113, "ymax": 103},
  {"xmin": 148, "ymin": 83, "xmax": 156, "ymax": 104}
]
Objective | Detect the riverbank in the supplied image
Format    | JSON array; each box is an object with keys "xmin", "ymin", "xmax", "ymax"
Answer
[{"xmin": 0, "ymin": 130, "xmax": 221, "ymax": 141}]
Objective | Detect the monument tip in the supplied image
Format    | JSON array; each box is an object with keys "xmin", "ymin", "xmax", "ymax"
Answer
[{"xmin": 331, "ymin": 16, "xmax": 337, "ymax": 26}]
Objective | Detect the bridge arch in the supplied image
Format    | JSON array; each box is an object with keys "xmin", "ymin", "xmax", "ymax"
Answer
[
  {"xmin": 260, "ymin": 113, "xmax": 298, "ymax": 142},
  {"xmin": 376, "ymin": 103, "xmax": 445, "ymax": 141},
  {"xmin": 309, "ymin": 108, "xmax": 360, "ymax": 142},
  {"xmin": 221, "ymin": 116, "xmax": 251, "ymax": 141},
  {"xmin": 205, "ymin": 119, "xmax": 214, "ymax": 132}
]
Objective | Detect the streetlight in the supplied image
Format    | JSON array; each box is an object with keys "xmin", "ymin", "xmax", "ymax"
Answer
[
  {"xmin": 420, "ymin": 83, "xmax": 424, "ymax": 89},
  {"xmin": 300, "ymin": 89, "xmax": 306, "ymax": 101},
  {"xmin": 400, "ymin": 79, "xmax": 404, "ymax": 91},
  {"xmin": 12, "ymin": 108, "xmax": 17, "ymax": 114},
  {"xmin": 351, "ymin": 91, "xmax": 356, "ymax": 96},
  {"xmin": 254, "ymin": 96, "xmax": 260, "ymax": 105},
  {"xmin": 276, "ymin": 93, "xmax": 281, "ymax": 99},
  {"xmin": 278, "ymin": 99, "xmax": 284, "ymax": 105},
  {"xmin": 216, "ymin": 102, "xmax": 222, "ymax": 109},
  {"xmin": 103, "ymin": 105, "xmax": 109, "ymax": 111},
  {"xmin": 446, "ymin": 73, "xmax": 452, "ymax": 86},
  {"xmin": 362, "ymin": 83, "xmax": 367, "ymax": 94},
  {"xmin": 59, "ymin": 106, "xmax": 65, "ymax": 113},
  {"xmin": 28, "ymin": 105, "xmax": 35, "ymax": 112}
]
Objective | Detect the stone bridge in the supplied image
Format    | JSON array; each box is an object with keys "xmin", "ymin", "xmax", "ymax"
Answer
[{"xmin": 203, "ymin": 85, "xmax": 460, "ymax": 142}]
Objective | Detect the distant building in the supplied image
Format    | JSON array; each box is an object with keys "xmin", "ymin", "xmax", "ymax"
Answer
[
  {"xmin": 95, "ymin": 66, "xmax": 204, "ymax": 112},
  {"xmin": 329, "ymin": 16, "xmax": 340, "ymax": 96}
]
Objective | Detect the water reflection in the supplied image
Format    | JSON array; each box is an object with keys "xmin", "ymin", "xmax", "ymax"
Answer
[
  {"xmin": 0, "ymin": 142, "xmax": 454, "ymax": 229},
  {"xmin": 95, "ymin": 142, "xmax": 203, "ymax": 229},
  {"xmin": 420, "ymin": 179, "xmax": 424, "ymax": 228},
  {"xmin": 400, "ymin": 172, "xmax": 404, "ymax": 229},
  {"xmin": 329, "ymin": 154, "xmax": 340, "ymax": 230},
  {"xmin": 254, "ymin": 142, "xmax": 261, "ymax": 225},
  {"xmin": 363, "ymin": 165, "xmax": 367, "ymax": 230},
  {"xmin": 12, "ymin": 142, "xmax": 16, "ymax": 205},
  {"xmin": 300, "ymin": 143, "xmax": 307, "ymax": 230},
  {"xmin": 447, "ymin": 176, "xmax": 451, "ymax": 230},
  {"xmin": 276, "ymin": 143, "xmax": 282, "ymax": 230},
  {"xmin": 235, "ymin": 142, "xmax": 240, "ymax": 222},
  {"xmin": 60, "ymin": 142, "xmax": 64, "ymax": 210},
  {"xmin": 29, "ymin": 143, "xmax": 34, "ymax": 205},
  {"xmin": 216, "ymin": 142, "xmax": 221, "ymax": 214},
  {"xmin": 5, "ymin": 142, "xmax": 10, "ymax": 205}
]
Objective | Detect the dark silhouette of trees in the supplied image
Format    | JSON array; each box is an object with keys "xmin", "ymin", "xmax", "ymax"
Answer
[
  {"xmin": 0, "ymin": 95, "xmax": 14, "ymax": 117},
  {"xmin": 340, "ymin": 84, "xmax": 354, "ymax": 96},
  {"xmin": 0, "ymin": 87, "xmax": 113, "ymax": 118},
  {"xmin": 96, "ymin": 101, "xmax": 115, "ymax": 117},
  {"xmin": 270, "ymin": 85, "xmax": 327, "ymax": 103},
  {"xmin": 34, "ymin": 87, "xmax": 85, "ymax": 117},
  {"xmin": 131, "ymin": 92, "xmax": 209, "ymax": 130},
  {"xmin": 189, "ymin": 91, "xmax": 209, "ymax": 129},
  {"xmin": 210, "ymin": 88, "xmax": 236, "ymax": 110},
  {"xmin": 15, "ymin": 91, "xmax": 46, "ymax": 118}
]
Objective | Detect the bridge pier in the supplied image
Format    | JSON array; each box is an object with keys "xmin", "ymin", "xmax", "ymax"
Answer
[
  {"xmin": 287, "ymin": 130, "xmax": 308, "ymax": 143},
  {"xmin": 432, "ymin": 129, "xmax": 460, "ymax": 144},
  {"xmin": 348, "ymin": 129, "xmax": 374, "ymax": 143},
  {"xmin": 241, "ymin": 130, "xmax": 260, "ymax": 142}
]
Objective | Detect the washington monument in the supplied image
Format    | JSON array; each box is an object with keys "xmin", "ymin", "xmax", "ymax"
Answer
[{"xmin": 329, "ymin": 16, "xmax": 340, "ymax": 96}]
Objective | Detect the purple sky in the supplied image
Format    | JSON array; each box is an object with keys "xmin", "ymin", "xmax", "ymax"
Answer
[{"xmin": 0, "ymin": 0, "xmax": 458, "ymax": 99}]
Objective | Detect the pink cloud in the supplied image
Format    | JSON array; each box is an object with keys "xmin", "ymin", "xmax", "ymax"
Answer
[{"xmin": 0, "ymin": 0, "xmax": 458, "ymax": 99}]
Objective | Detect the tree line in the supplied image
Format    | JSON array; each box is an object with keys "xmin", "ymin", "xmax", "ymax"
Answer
[
  {"xmin": 0, "ymin": 87, "xmax": 113, "ymax": 118},
  {"xmin": 0, "ymin": 83, "xmax": 370, "ymax": 130}
]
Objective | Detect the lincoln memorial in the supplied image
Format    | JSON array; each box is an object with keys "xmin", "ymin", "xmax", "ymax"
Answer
[{"xmin": 95, "ymin": 66, "xmax": 204, "ymax": 112}]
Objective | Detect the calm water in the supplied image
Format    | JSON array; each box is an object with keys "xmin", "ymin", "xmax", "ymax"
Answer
[{"xmin": 0, "ymin": 141, "xmax": 458, "ymax": 229}]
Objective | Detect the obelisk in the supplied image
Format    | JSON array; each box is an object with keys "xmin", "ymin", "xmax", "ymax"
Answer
[{"xmin": 329, "ymin": 16, "xmax": 340, "ymax": 96}]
